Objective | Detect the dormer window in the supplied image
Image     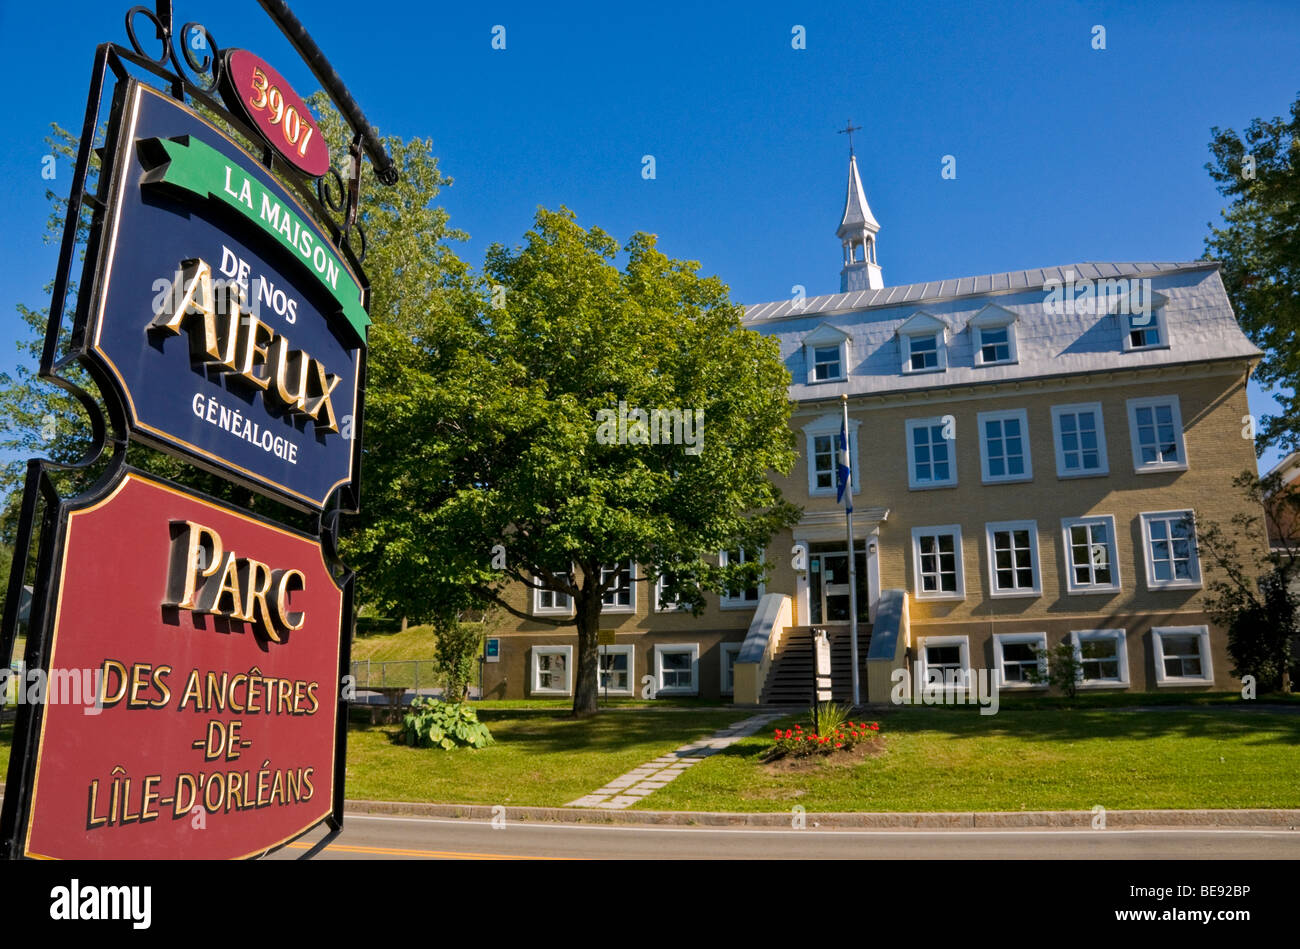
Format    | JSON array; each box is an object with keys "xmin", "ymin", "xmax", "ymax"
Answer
[
  {"xmin": 907, "ymin": 334, "xmax": 939, "ymax": 371},
  {"xmin": 813, "ymin": 345, "xmax": 842, "ymax": 381},
  {"xmin": 897, "ymin": 312, "xmax": 949, "ymax": 375},
  {"xmin": 802, "ymin": 323, "xmax": 851, "ymax": 384},
  {"xmin": 968, "ymin": 304, "xmax": 1019, "ymax": 367},
  {"xmin": 1116, "ymin": 289, "xmax": 1169, "ymax": 353}
]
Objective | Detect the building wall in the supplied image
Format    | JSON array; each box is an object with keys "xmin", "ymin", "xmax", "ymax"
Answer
[{"xmin": 480, "ymin": 301, "xmax": 1265, "ymax": 700}]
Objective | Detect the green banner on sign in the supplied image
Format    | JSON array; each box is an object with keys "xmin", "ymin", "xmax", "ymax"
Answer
[{"xmin": 140, "ymin": 135, "xmax": 369, "ymax": 344}]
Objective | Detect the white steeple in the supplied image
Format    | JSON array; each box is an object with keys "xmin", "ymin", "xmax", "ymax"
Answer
[{"xmin": 836, "ymin": 130, "xmax": 883, "ymax": 292}]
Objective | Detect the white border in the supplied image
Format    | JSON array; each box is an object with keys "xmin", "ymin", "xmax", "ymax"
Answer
[
  {"xmin": 992, "ymin": 632, "xmax": 1048, "ymax": 689},
  {"xmin": 654, "ymin": 643, "xmax": 700, "ymax": 696},
  {"xmin": 597, "ymin": 644, "xmax": 636, "ymax": 696},
  {"xmin": 600, "ymin": 560, "xmax": 637, "ymax": 613},
  {"xmin": 1126, "ymin": 396, "xmax": 1189, "ymax": 474},
  {"xmin": 985, "ymin": 520, "xmax": 1042, "ymax": 598},
  {"xmin": 917, "ymin": 634, "xmax": 971, "ymax": 684},
  {"xmin": 530, "ymin": 645, "xmax": 574, "ymax": 695},
  {"xmin": 1072, "ymin": 629, "xmax": 1130, "ymax": 689},
  {"xmin": 1050, "ymin": 402, "xmax": 1109, "ymax": 478},
  {"xmin": 1060, "ymin": 515, "xmax": 1122, "ymax": 594},
  {"xmin": 1139, "ymin": 510, "xmax": 1202, "ymax": 590},
  {"xmin": 911, "ymin": 525, "xmax": 965, "ymax": 600},
  {"xmin": 906, "ymin": 417, "xmax": 958, "ymax": 490},
  {"xmin": 1152, "ymin": 625, "xmax": 1214, "ymax": 686},
  {"xmin": 977, "ymin": 409, "xmax": 1033, "ymax": 484}
]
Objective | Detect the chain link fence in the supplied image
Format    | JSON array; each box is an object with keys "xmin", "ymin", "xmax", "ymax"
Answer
[{"xmin": 349, "ymin": 659, "xmax": 439, "ymax": 692}]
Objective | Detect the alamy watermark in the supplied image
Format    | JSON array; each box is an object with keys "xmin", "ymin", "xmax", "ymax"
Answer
[
  {"xmin": 1041, "ymin": 270, "xmax": 1154, "ymax": 320},
  {"xmin": 890, "ymin": 666, "xmax": 1001, "ymax": 716},
  {"xmin": 595, "ymin": 401, "xmax": 704, "ymax": 455}
]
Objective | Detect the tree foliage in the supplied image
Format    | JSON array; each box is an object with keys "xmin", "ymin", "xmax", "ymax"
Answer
[
  {"xmin": 1196, "ymin": 470, "xmax": 1297, "ymax": 691},
  {"xmin": 343, "ymin": 207, "xmax": 801, "ymax": 715},
  {"xmin": 1204, "ymin": 92, "xmax": 1300, "ymax": 453}
]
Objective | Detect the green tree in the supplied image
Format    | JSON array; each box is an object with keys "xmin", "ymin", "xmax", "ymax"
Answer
[
  {"xmin": 431, "ymin": 618, "xmax": 485, "ymax": 703},
  {"xmin": 1204, "ymin": 92, "xmax": 1300, "ymax": 452},
  {"xmin": 344, "ymin": 206, "xmax": 801, "ymax": 716},
  {"xmin": 1026, "ymin": 641, "xmax": 1083, "ymax": 699},
  {"xmin": 1197, "ymin": 471, "xmax": 1297, "ymax": 692}
]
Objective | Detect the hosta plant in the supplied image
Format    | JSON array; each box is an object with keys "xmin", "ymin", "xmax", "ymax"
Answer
[{"xmin": 402, "ymin": 697, "xmax": 494, "ymax": 750}]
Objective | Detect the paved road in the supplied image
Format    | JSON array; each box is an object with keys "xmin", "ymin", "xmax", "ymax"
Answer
[{"xmin": 267, "ymin": 813, "xmax": 1300, "ymax": 860}]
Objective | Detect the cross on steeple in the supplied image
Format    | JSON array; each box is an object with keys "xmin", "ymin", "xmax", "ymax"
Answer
[{"xmin": 838, "ymin": 120, "xmax": 863, "ymax": 156}]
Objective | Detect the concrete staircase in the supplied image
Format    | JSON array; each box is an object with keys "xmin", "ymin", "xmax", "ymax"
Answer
[{"xmin": 760, "ymin": 625, "xmax": 871, "ymax": 706}]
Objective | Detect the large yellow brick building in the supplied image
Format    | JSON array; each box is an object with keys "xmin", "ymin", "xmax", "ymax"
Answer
[{"xmin": 478, "ymin": 155, "xmax": 1267, "ymax": 704}]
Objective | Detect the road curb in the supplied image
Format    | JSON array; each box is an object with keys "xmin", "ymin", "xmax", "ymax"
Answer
[{"xmin": 343, "ymin": 799, "xmax": 1300, "ymax": 829}]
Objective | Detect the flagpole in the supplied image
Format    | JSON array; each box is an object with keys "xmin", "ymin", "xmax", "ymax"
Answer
[{"xmin": 842, "ymin": 394, "xmax": 861, "ymax": 707}]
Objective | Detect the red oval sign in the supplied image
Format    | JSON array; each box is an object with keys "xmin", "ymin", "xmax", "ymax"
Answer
[{"xmin": 223, "ymin": 49, "xmax": 330, "ymax": 178}]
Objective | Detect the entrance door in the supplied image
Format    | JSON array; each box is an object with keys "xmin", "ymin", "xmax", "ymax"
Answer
[{"xmin": 808, "ymin": 544, "xmax": 870, "ymax": 625}]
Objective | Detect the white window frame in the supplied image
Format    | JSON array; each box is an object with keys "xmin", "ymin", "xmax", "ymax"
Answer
[
  {"xmin": 596, "ymin": 644, "xmax": 636, "ymax": 696},
  {"xmin": 654, "ymin": 643, "xmax": 700, "ymax": 696},
  {"xmin": 1151, "ymin": 626, "xmax": 1214, "ymax": 686},
  {"xmin": 1126, "ymin": 396, "xmax": 1188, "ymax": 474},
  {"xmin": 911, "ymin": 525, "xmax": 965, "ymax": 601},
  {"xmin": 600, "ymin": 560, "xmax": 637, "ymax": 613},
  {"xmin": 811, "ymin": 344, "xmax": 845, "ymax": 382},
  {"xmin": 802, "ymin": 324, "xmax": 851, "ymax": 385},
  {"xmin": 906, "ymin": 417, "xmax": 958, "ymax": 490},
  {"xmin": 917, "ymin": 635, "xmax": 971, "ymax": 686},
  {"xmin": 1140, "ymin": 510, "xmax": 1202, "ymax": 591},
  {"xmin": 720, "ymin": 642, "xmax": 742, "ymax": 696},
  {"xmin": 532, "ymin": 566, "xmax": 574, "ymax": 616},
  {"xmin": 1119, "ymin": 303, "xmax": 1169, "ymax": 353},
  {"xmin": 1050, "ymin": 402, "xmax": 1109, "ymax": 478},
  {"xmin": 719, "ymin": 547, "xmax": 764, "ymax": 609},
  {"xmin": 969, "ymin": 304, "xmax": 1020, "ymax": 367},
  {"xmin": 1060, "ymin": 515, "xmax": 1122, "ymax": 594},
  {"xmin": 985, "ymin": 520, "xmax": 1042, "ymax": 598},
  {"xmin": 653, "ymin": 569, "xmax": 690, "ymax": 612},
  {"xmin": 977, "ymin": 409, "xmax": 1032, "ymax": 484},
  {"xmin": 1072, "ymin": 629, "xmax": 1130, "ymax": 689},
  {"xmin": 530, "ymin": 645, "xmax": 573, "ymax": 696},
  {"xmin": 992, "ymin": 632, "xmax": 1048, "ymax": 689},
  {"xmin": 804, "ymin": 415, "xmax": 861, "ymax": 498},
  {"xmin": 901, "ymin": 331, "xmax": 946, "ymax": 374}
]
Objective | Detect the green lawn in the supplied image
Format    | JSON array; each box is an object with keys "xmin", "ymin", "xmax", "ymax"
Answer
[
  {"xmin": 645, "ymin": 705, "xmax": 1300, "ymax": 812},
  {"xmin": 344, "ymin": 709, "xmax": 746, "ymax": 807},
  {"xmin": 5, "ymin": 706, "xmax": 1297, "ymax": 812},
  {"xmin": 350, "ymin": 624, "xmax": 438, "ymax": 662}
]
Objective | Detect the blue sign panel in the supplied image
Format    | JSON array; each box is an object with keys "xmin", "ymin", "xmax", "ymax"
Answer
[{"xmin": 81, "ymin": 81, "xmax": 364, "ymax": 510}]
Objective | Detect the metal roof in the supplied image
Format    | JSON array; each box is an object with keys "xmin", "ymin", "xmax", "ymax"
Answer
[
  {"xmin": 745, "ymin": 261, "xmax": 1206, "ymax": 323},
  {"xmin": 743, "ymin": 262, "xmax": 1261, "ymax": 402}
]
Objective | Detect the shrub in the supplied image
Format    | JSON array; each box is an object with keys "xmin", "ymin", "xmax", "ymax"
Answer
[
  {"xmin": 1026, "ymin": 642, "xmax": 1083, "ymax": 698},
  {"xmin": 811, "ymin": 700, "xmax": 851, "ymax": 736},
  {"xmin": 402, "ymin": 697, "xmax": 494, "ymax": 750},
  {"xmin": 432, "ymin": 621, "xmax": 483, "ymax": 702}
]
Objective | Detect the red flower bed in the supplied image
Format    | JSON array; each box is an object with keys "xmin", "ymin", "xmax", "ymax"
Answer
[{"xmin": 769, "ymin": 721, "xmax": 882, "ymax": 759}]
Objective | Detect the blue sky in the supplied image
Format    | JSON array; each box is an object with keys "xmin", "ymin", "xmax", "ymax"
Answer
[{"xmin": 1, "ymin": 0, "xmax": 1297, "ymax": 473}]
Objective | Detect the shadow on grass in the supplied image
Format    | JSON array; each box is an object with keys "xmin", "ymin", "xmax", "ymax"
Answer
[
  {"xmin": 356, "ymin": 709, "xmax": 750, "ymax": 756},
  {"xmin": 738, "ymin": 704, "xmax": 1300, "ymax": 749}
]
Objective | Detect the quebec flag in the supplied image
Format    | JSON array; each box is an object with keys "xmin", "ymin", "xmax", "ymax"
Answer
[{"xmin": 836, "ymin": 419, "xmax": 853, "ymax": 513}]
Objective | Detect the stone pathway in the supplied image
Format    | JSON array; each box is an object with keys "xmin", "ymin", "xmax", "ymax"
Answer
[{"xmin": 565, "ymin": 712, "xmax": 785, "ymax": 809}]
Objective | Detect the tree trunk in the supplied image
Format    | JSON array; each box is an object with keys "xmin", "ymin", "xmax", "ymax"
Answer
[{"xmin": 572, "ymin": 592, "xmax": 602, "ymax": 717}]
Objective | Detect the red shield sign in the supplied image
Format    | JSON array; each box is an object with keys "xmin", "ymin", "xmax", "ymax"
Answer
[{"xmin": 20, "ymin": 472, "xmax": 343, "ymax": 859}]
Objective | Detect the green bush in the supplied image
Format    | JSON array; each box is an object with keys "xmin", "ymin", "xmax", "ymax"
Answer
[
  {"xmin": 401, "ymin": 697, "xmax": 493, "ymax": 750},
  {"xmin": 433, "ymin": 621, "xmax": 483, "ymax": 702},
  {"xmin": 1026, "ymin": 642, "xmax": 1083, "ymax": 698}
]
